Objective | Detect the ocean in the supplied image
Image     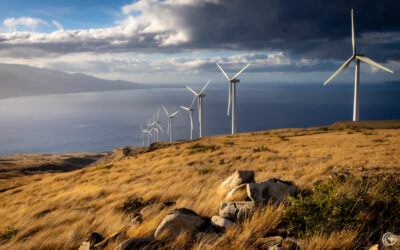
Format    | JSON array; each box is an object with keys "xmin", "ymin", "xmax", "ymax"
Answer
[{"xmin": 0, "ymin": 82, "xmax": 399, "ymax": 156}]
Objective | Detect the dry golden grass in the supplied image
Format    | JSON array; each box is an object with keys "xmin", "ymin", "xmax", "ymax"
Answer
[{"xmin": 0, "ymin": 121, "xmax": 399, "ymax": 249}]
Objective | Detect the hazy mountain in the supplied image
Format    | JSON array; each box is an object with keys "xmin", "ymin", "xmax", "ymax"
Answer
[{"xmin": 0, "ymin": 63, "xmax": 148, "ymax": 99}]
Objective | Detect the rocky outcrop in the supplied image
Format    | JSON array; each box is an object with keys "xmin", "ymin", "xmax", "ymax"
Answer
[
  {"xmin": 219, "ymin": 201, "xmax": 256, "ymax": 221},
  {"xmin": 247, "ymin": 178, "xmax": 297, "ymax": 203},
  {"xmin": 211, "ymin": 216, "xmax": 235, "ymax": 228},
  {"xmin": 218, "ymin": 170, "xmax": 255, "ymax": 195},
  {"xmin": 78, "ymin": 232, "xmax": 104, "ymax": 250},
  {"xmin": 154, "ymin": 208, "xmax": 207, "ymax": 239}
]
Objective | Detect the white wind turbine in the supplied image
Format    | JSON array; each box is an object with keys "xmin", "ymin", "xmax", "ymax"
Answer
[
  {"xmin": 140, "ymin": 123, "xmax": 152, "ymax": 146},
  {"xmin": 163, "ymin": 106, "xmax": 179, "ymax": 143},
  {"xmin": 323, "ymin": 9, "xmax": 394, "ymax": 121},
  {"xmin": 150, "ymin": 108, "xmax": 163, "ymax": 142},
  {"xmin": 216, "ymin": 63, "xmax": 251, "ymax": 134},
  {"xmin": 180, "ymin": 96, "xmax": 196, "ymax": 140},
  {"xmin": 186, "ymin": 79, "xmax": 211, "ymax": 138}
]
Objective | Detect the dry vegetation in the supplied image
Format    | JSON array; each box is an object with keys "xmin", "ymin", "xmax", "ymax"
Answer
[{"xmin": 0, "ymin": 120, "xmax": 399, "ymax": 249}]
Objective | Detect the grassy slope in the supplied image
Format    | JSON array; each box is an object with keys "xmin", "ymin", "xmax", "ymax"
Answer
[{"xmin": 0, "ymin": 121, "xmax": 399, "ymax": 249}]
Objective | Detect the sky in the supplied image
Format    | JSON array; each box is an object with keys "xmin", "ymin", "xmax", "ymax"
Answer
[{"xmin": 0, "ymin": 0, "xmax": 399, "ymax": 84}]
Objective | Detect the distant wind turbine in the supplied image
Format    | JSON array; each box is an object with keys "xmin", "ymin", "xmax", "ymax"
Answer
[
  {"xmin": 140, "ymin": 123, "xmax": 152, "ymax": 146},
  {"xmin": 180, "ymin": 96, "xmax": 196, "ymax": 140},
  {"xmin": 186, "ymin": 79, "xmax": 211, "ymax": 138},
  {"xmin": 216, "ymin": 63, "xmax": 251, "ymax": 134},
  {"xmin": 163, "ymin": 106, "xmax": 179, "ymax": 142},
  {"xmin": 323, "ymin": 9, "xmax": 394, "ymax": 121},
  {"xmin": 150, "ymin": 108, "xmax": 163, "ymax": 142}
]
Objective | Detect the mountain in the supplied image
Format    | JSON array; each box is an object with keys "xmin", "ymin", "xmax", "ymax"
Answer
[{"xmin": 0, "ymin": 63, "xmax": 148, "ymax": 99}]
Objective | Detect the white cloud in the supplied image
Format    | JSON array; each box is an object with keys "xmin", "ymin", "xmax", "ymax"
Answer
[
  {"xmin": 52, "ymin": 20, "xmax": 63, "ymax": 31},
  {"xmin": 3, "ymin": 17, "xmax": 47, "ymax": 31}
]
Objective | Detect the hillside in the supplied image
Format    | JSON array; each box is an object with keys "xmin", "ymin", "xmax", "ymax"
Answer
[
  {"xmin": 0, "ymin": 63, "xmax": 148, "ymax": 99},
  {"xmin": 0, "ymin": 121, "xmax": 399, "ymax": 249}
]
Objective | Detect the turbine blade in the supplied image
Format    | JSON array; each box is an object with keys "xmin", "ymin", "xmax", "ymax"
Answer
[
  {"xmin": 227, "ymin": 83, "xmax": 231, "ymax": 116},
  {"xmin": 356, "ymin": 56, "xmax": 394, "ymax": 74},
  {"xmin": 186, "ymin": 86, "xmax": 199, "ymax": 96},
  {"xmin": 158, "ymin": 124, "xmax": 164, "ymax": 133},
  {"xmin": 180, "ymin": 106, "xmax": 190, "ymax": 111},
  {"xmin": 231, "ymin": 63, "xmax": 251, "ymax": 81},
  {"xmin": 323, "ymin": 56, "xmax": 354, "ymax": 86},
  {"xmin": 216, "ymin": 63, "xmax": 231, "ymax": 80},
  {"xmin": 351, "ymin": 9, "xmax": 356, "ymax": 55},
  {"xmin": 157, "ymin": 107, "xmax": 160, "ymax": 119},
  {"xmin": 190, "ymin": 95, "xmax": 196, "ymax": 109},
  {"xmin": 199, "ymin": 79, "xmax": 212, "ymax": 95},
  {"xmin": 171, "ymin": 111, "xmax": 179, "ymax": 117},
  {"xmin": 163, "ymin": 105, "xmax": 169, "ymax": 116}
]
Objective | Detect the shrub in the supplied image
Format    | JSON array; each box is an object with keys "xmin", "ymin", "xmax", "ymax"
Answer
[
  {"xmin": 284, "ymin": 175, "xmax": 400, "ymax": 246},
  {"xmin": 253, "ymin": 146, "xmax": 277, "ymax": 153},
  {"xmin": 187, "ymin": 144, "xmax": 218, "ymax": 154},
  {"xmin": 198, "ymin": 167, "xmax": 215, "ymax": 175},
  {"xmin": 0, "ymin": 228, "xmax": 17, "ymax": 243},
  {"xmin": 117, "ymin": 196, "xmax": 153, "ymax": 215}
]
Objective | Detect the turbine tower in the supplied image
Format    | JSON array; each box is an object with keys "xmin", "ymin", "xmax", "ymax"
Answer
[
  {"xmin": 180, "ymin": 96, "xmax": 196, "ymax": 140},
  {"xmin": 140, "ymin": 123, "xmax": 152, "ymax": 146},
  {"xmin": 323, "ymin": 9, "xmax": 394, "ymax": 121},
  {"xmin": 163, "ymin": 106, "xmax": 179, "ymax": 143},
  {"xmin": 186, "ymin": 79, "xmax": 211, "ymax": 138},
  {"xmin": 216, "ymin": 63, "xmax": 251, "ymax": 134}
]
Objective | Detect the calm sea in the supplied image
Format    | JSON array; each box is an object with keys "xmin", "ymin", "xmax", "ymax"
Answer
[{"xmin": 0, "ymin": 82, "xmax": 399, "ymax": 156}]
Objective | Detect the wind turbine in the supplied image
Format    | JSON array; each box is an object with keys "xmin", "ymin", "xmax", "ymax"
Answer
[
  {"xmin": 180, "ymin": 96, "xmax": 196, "ymax": 140},
  {"xmin": 140, "ymin": 123, "xmax": 152, "ymax": 146},
  {"xmin": 150, "ymin": 108, "xmax": 163, "ymax": 142},
  {"xmin": 216, "ymin": 63, "xmax": 251, "ymax": 134},
  {"xmin": 323, "ymin": 9, "xmax": 394, "ymax": 121},
  {"xmin": 163, "ymin": 106, "xmax": 179, "ymax": 143},
  {"xmin": 186, "ymin": 79, "xmax": 211, "ymax": 138}
]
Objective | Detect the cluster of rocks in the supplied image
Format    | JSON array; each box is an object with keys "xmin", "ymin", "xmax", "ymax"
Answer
[{"xmin": 80, "ymin": 170, "xmax": 299, "ymax": 250}]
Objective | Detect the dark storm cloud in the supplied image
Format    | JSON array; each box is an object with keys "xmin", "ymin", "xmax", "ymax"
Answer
[{"xmin": 0, "ymin": 0, "xmax": 399, "ymax": 63}]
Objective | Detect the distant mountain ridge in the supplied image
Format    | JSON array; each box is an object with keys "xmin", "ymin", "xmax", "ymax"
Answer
[{"xmin": 0, "ymin": 63, "xmax": 148, "ymax": 99}]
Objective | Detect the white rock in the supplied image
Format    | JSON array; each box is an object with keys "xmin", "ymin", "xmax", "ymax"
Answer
[
  {"xmin": 218, "ymin": 170, "xmax": 255, "ymax": 195},
  {"xmin": 247, "ymin": 178, "xmax": 297, "ymax": 203},
  {"xmin": 219, "ymin": 201, "xmax": 256, "ymax": 221},
  {"xmin": 154, "ymin": 208, "xmax": 206, "ymax": 239},
  {"xmin": 211, "ymin": 216, "xmax": 235, "ymax": 228}
]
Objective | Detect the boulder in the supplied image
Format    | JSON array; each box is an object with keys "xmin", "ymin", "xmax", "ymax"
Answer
[
  {"xmin": 211, "ymin": 216, "xmax": 235, "ymax": 228},
  {"xmin": 225, "ymin": 184, "xmax": 249, "ymax": 202},
  {"xmin": 114, "ymin": 237, "xmax": 156, "ymax": 250},
  {"xmin": 154, "ymin": 208, "xmax": 206, "ymax": 239},
  {"xmin": 247, "ymin": 178, "xmax": 297, "ymax": 203},
  {"xmin": 219, "ymin": 201, "xmax": 256, "ymax": 221},
  {"xmin": 218, "ymin": 170, "xmax": 255, "ymax": 195},
  {"xmin": 255, "ymin": 236, "xmax": 283, "ymax": 249}
]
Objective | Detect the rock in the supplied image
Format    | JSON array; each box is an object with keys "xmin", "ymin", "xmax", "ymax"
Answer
[
  {"xmin": 247, "ymin": 178, "xmax": 297, "ymax": 203},
  {"xmin": 154, "ymin": 208, "xmax": 206, "ymax": 239},
  {"xmin": 211, "ymin": 216, "xmax": 235, "ymax": 228},
  {"xmin": 78, "ymin": 232, "xmax": 104, "ymax": 250},
  {"xmin": 94, "ymin": 232, "xmax": 126, "ymax": 249},
  {"xmin": 368, "ymin": 244, "xmax": 379, "ymax": 250},
  {"xmin": 225, "ymin": 184, "xmax": 249, "ymax": 202},
  {"xmin": 219, "ymin": 201, "xmax": 256, "ymax": 221},
  {"xmin": 255, "ymin": 236, "xmax": 283, "ymax": 248},
  {"xmin": 114, "ymin": 237, "xmax": 156, "ymax": 250},
  {"xmin": 281, "ymin": 237, "xmax": 300, "ymax": 250},
  {"xmin": 218, "ymin": 170, "xmax": 255, "ymax": 195}
]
